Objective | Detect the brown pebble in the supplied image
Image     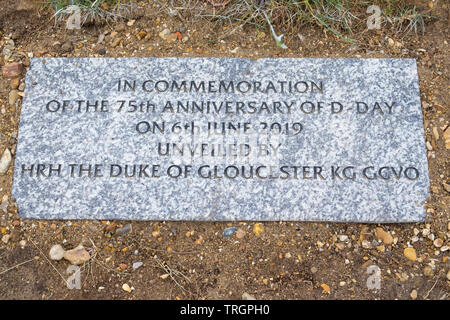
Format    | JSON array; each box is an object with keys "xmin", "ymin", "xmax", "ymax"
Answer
[
  {"xmin": 116, "ymin": 23, "xmax": 126, "ymax": 32},
  {"xmin": 9, "ymin": 90, "xmax": 20, "ymax": 106},
  {"xmin": 236, "ymin": 228, "xmax": 246, "ymax": 239},
  {"xmin": 112, "ymin": 38, "xmax": 121, "ymax": 48},
  {"xmin": 167, "ymin": 33, "xmax": 178, "ymax": 42},
  {"xmin": 119, "ymin": 263, "xmax": 127, "ymax": 270},
  {"xmin": 137, "ymin": 30, "xmax": 147, "ymax": 40},
  {"xmin": 375, "ymin": 227, "xmax": 393, "ymax": 244},
  {"xmin": 63, "ymin": 245, "xmax": 91, "ymax": 265},
  {"xmin": 404, "ymin": 247, "xmax": 417, "ymax": 261},
  {"xmin": 2, "ymin": 62, "xmax": 23, "ymax": 78},
  {"xmin": 10, "ymin": 78, "xmax": 20, "ymax": 89},
  {"xmin": 105, "ymin": 221, "xmax": 116, "ymax": 233},
  {"xmin": 61, "ymin": 41, "xmax": 73, "ymax": 53}
]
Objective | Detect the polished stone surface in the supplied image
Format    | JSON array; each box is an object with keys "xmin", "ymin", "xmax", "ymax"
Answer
[{"xmin": 11, "ymin": 58, "xmax": 429, "ymax": 222}]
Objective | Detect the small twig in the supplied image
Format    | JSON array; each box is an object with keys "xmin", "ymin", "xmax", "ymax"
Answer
[
  {"xmin": 81, "ymin": 251, "xmax": 96, "ymax": 288},
  {"xmin": 29, "ymin": 239, "xmax": 69, "ymax": 286},
  {"xmin": 130, "ymin": 238, "xmax": 198, "ymax": 255},
  {"xmin": 0, "ymin": 258, "xmax": 35, "ymax": 275},
  {"xmin": 87, "ymin": 238, "xmax": 130, "ymax": 276},
  {"xmin": 205, "ymin": 0, "xmax": 231, "ymax": 8},
  {"xmin": 213, "ymin": 8, "xmax": 260, "ymax": 41},
  {"xmin": 91, "ymin": 257, "xmax": 130, "ymax": 276},
  {"xmin": 149, "ymin": 247, "xmax": 199, "ymax": 255},
  {"xmin": 153, "ymin": 256, "xmax": 191, "ymax": 293},
  {"xmin": 0, "ymin": 249, "xmax": 8, "ymax": 260},
  {"xmin": 87, "ymin": 238, "xmax": 98, "ymax": 285},
  {"xmin": 423, "ymin": 271, "xmax": 443, "ymax": 299}
]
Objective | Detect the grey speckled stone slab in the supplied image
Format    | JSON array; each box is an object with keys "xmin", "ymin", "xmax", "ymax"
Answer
[{"xmin": 12, "ymin": 58, "xmax": 429, "ymax": 222}]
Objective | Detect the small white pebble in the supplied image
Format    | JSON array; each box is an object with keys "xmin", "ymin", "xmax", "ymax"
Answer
[
  {"xmin": 49, "ymin": 244, "xmax": 65, "ymax": 261},
  {"xmin": 433, "ymin": 238, "xmax": 443, "ymax": 248},
  {"xmin": 122, "ymin": 283, "xmax": 132, "ymax": 292}
]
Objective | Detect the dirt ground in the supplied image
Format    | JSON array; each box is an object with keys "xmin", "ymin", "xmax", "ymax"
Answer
[{"xmin": 0, "ymin": 0, "xmax": 448, "ymax": 300}]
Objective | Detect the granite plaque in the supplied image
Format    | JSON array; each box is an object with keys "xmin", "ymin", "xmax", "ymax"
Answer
[{"xmin": 11, "ymin": 58, "xmax": 429, "ymax": 222}]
